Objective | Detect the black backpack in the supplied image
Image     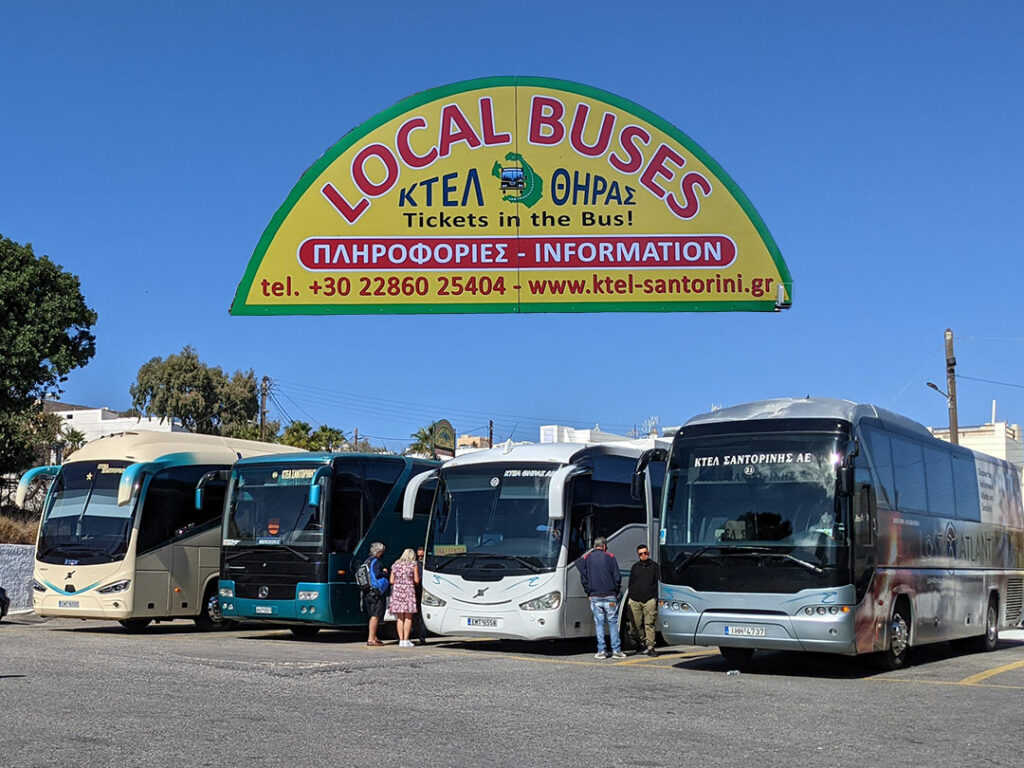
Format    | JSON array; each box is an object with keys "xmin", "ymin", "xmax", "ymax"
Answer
[{"xmin": 355, "ymin": 559, "xmax": 372, "ymax": 592}]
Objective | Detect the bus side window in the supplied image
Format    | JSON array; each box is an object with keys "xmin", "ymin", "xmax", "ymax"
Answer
[
  {"xmin": 588, "ymin": 456, "xmax": 646, "ymax": 542},
  {"xmin": 138, "ymin": 466, "xmax": 216, "ymax": 553},
  {"xmin": 861, "ymin": 427, "xmax": 895, "ymax": 509},
  {"xmin": 951, "ymin": 452, "xmax": 981, "ymax": 522},
  {"xmin": 330, "ymin": 467, "xmax": 365, "ymax": 553},
  {"xmin": 364, "ymin": 458, "xmax": 405, "ymax": 516},
  {"xmin": 568, "ymin": 474, "xmax": 593, "ymax": 561}
]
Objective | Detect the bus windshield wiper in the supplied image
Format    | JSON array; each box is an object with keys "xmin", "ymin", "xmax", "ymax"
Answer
[
  {"xmin": 470, "ymin": 553, "xmax": 542, "ymax": 572},
  {"xmin": 722, "ymin": 545, "xmax": 824, "ymax": 575},
  {"xmin": 225, "ymin": 541, "xmax": 311, "ymax": 562},
  {"xmin": 671, "ymin": 546, "xmax": 715, "ymax": 576}
]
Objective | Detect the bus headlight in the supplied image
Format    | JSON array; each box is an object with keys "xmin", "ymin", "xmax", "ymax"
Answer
[
  {"xmin": 97, "ymin": 579, "xmax": 131, "ymax": 594},
  {"xmin": 31, "ymin": 580, "xmax": 46, "ymax": 593},
  {"xmin": 659, "ymin": 600, "xmax": 693, "ymax": 612},
  {"xmin": 421, "ymin": 590, "xmax": 446, "ymax": 607},
  {"xmin": 520, "ymin": 591, "xmax": 561, "ymax": 611},
  {"xmin": 219, "ymin": 587, "xmax": 234, "ymax": 598},
  {"xmin": 298, "ymin": 591, "xmax": 319, "ymax": 601}
]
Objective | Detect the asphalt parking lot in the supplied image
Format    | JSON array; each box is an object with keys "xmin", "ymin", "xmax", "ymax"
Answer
[{"xmin": 2, "ymin": 614, "xmax": 1023, "ymax": 768}]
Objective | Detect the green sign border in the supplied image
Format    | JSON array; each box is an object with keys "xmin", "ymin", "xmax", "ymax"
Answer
[{"xmin": 230, "ymin": 76, "xmax": 792, "ymax": 316}]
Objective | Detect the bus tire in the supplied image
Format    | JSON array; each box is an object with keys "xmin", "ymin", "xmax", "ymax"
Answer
[
  {"xmin": 719, "ymin": 646, "xmax": 754, "ymax": 666},
  {"xmin": 968, "ymin": 595, "xmax": 999, "ymax": 653},
  {"xmin": 194, "ymin": 581, "xmax": 229, "ymax": 632},
  {"xmin": 289, "ymin": 625, "xmax": 321, "ymax": 640},
  {"xmin": 619, "ymin": 609, "xmax": 639, "ymax": 652},
  {"xmin": 880, "ymin": 599, "xmax": 911, "ymax": 670},
  {"xmin": 118, "ymin": 618, "xmax": 152, "ymax": 632}
]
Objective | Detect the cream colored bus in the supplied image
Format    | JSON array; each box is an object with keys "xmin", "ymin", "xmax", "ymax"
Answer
[{"xmin": 17, "ymin": 431, "xmax": 299, "ymax": 631}]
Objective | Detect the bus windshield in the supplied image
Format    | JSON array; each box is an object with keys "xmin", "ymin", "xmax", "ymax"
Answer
[
  {"xmin": 663, "ymin": 432, "xmax": 846, "ymax": 574},
  {"xmin": 37, "ymin": 461, "xmax": 133, "ymax": 564},
  {"xmin": 427, "ymin": 464, "xmax": 565, "ymax": 574},
  {"xmin": 224, "ymin": 464, "xmax": 324, "ymax": 547}
]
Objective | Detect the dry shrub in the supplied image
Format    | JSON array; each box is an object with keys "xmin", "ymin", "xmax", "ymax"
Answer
[{"xmin": 0, "ymin": 514, "xmax": 37, "ymax": 545}]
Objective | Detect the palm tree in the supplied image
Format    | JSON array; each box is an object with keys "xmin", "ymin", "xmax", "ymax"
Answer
[
  {"xmin": 62, "ymin": 427, "xmax": 87, "ymax": 453},
  {"xmin": 407, "ymin": 422, "xmax": 438, "ymax": 457}
]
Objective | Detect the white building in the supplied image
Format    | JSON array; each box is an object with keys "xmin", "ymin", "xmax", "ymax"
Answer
[
  {"xmin": 539, "ymin": 424, "xmax": 632, "ymax": 444},
  {"xmin": 46, "ymin": 401, "xmax": 186, "ymax": 461},
  {"xmin": 930, "ymin": 419, "xmax": 1024, "ymax": 473}
]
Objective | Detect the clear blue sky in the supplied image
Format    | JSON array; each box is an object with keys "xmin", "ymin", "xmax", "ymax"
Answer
[{"xmin": 3, "ymin": 2, "xmax": 1023, "ymax": 452}]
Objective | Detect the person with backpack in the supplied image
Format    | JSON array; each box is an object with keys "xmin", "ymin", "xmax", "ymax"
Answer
[{"xmin": 360, "ymin": 542, "xmax": 390, "ymax": 646}]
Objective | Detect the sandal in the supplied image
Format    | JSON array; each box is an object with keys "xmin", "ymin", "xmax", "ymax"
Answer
[{"xmin": 366, "ymin": 639, "xmax": 384, "ymax": 646}]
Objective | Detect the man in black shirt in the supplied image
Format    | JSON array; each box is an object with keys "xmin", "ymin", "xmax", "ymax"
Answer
[{"xmin": 627, "ymin": 544, "xmax": 659, "ymax": 656}]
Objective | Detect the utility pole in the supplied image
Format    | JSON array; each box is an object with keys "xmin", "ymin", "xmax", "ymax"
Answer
[
  {"xmin": 488, "ymin": 420, "xmax": 493, "ymax": 448},
  {"xmin": 259, "ymin": 376, "xmax": 269, "ymax": 441},
  {"xmin": 945, "ymin": 328, "xmax": 959, "ymax": 445}
]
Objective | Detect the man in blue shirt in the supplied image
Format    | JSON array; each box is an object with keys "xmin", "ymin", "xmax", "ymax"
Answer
[{"xmin": 578, "ymin": 537, "xmax": 625, "ymax": 659}]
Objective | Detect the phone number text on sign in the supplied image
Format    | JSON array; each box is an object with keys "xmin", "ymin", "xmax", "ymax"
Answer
[{"xmin": 302, "ymin": 273, "xmax": 511, "ymax": 302}]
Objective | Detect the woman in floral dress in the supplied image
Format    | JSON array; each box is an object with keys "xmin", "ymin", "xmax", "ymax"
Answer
[{"xmin": 389, "ymin": 548, "xmax": 420, "ymax": 647}]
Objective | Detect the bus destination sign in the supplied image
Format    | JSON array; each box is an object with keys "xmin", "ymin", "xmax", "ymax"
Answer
[{"xmin": 230, "ymin": 77, "xmax": 792, "ymax": 316}]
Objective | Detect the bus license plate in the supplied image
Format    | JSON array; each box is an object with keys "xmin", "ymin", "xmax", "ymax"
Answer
[
  {"xmin": 58, "ymin": 600, "xmax": 79, "ymax": 608},
  {"xmin": 467, "ymin": 617, "xmax": 498, "ymax": 628},
  {"xmin": 254, "ymin": 606, "xmax": 276, "ymax": 615},
  {"xmin": 725, "ymin": 625, "xmax": 765, "ymax": 637}
]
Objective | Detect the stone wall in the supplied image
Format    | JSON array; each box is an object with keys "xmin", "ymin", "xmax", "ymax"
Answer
[{"xmin": 0, "ymin": 544, "xmax": 35, "ymax": 611}]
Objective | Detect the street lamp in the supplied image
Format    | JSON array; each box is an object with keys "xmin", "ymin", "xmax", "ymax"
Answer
[{"xmin": 926, "ymin": 380, "xmax": 959, "ymax": 445}]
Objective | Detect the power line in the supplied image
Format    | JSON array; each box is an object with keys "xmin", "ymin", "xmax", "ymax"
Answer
[
  {"xmin": 271, "ymin": 377, "xmax": 636, "ymax": 433},
  {"xmin": 957, "ymin": 375, "xmax": 1024, "ymax": 391}
]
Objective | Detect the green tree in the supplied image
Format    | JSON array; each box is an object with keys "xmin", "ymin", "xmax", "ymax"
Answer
[
  {"xmin": 309, "ymin": 425, "xmax": 346, "ymax": 452},
  {"xmin": 280, "ymin": 421, "xmax": 313, "ymax": 449},
  {"xmin": 0, "ymin": 235, "xmax": 96, "ymax": 475},
  {"xmin": 407, "ymin": 422, "xmax": 438, "ymax": 457},
  {"xmin": 129, "ymin": 346, "xmax": 260, "ymax": 436}
]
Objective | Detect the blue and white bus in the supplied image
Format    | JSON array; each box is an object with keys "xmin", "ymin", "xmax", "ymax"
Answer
[
  {"xmin": 652, "ymin": 398, "xmax": 1024, "ymax": 668},
  {"xmin": 216, "ymin": 452, "xmax": 439, "ymax": 638},
  {"xmin": 403, "ymin": 441, "xmax": 666, "ymax": 641}
]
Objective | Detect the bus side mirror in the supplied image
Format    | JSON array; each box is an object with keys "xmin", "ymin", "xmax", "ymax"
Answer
[
  {"xmin": 118, "ymin": 462, "xmax": 151, "ymax": 507},
  {"xmin": 402, "ymin": 470, "xmax": 438, "ymax": 521},
  {"xmin": 195, "ymin": 469, "xmax": 230, "ymax": 510},
  {"xmin": 632, "ymin": 448, "xmax": 667, "ymax": 499},
  {"xmin": 837, "ymin": 440, "xmax": 859, "ymax": 497},
  {"xmin": 308, "ymin": 465, "xmax": 333, "ymax": 507},
  {"xmin": 15, "ymin": 465, "xmax": 60, "ymax": 509},
  {"xmin": 549, "ymin": 465, "xmax": 584, "ymax": 520}
]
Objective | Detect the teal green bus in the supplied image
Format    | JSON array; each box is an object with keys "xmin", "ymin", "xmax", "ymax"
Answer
[{"xmin": 215, "ymin": 452, "xmax": 439, "ymax": 637}]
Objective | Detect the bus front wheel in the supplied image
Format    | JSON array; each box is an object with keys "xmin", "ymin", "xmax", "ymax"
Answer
[
  {"xmin": 880, "ymin": 600, "xmax": 910, "ymax": 670},
  {"xmin": 194, "ymin": 582, "xmax": 229, "ymax": 631}
]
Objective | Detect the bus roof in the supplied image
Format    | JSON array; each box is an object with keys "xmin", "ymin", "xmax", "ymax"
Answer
[
  {"xmin": 443, "ymin": 439, "xmax": 666, "ymax": 468},
  {"xmin": 232, "ymin": 451, "xmax": 429, "ymax": 467},
  {"xmin": 64, "ymin": 431, "xmax": 303, "ymax": 466},
  {"xmin": 684, "ymin": 397, "xmax": 934, "ymax": 439}
]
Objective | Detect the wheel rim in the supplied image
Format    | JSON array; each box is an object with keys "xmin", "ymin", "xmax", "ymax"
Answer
[
  {"xmin": 207, "ymin": 594, "xmax": 223, "ymax": 624},
  {"xmin": 890, "ymin": 611, "xmax": 908, "ymax": 657},
  {"xmin": 986, "ymin": 604, "xmax": 997, "ymax": 643}
]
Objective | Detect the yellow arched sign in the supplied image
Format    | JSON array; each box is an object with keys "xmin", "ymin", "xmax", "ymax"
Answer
[{"xmin": 231, "ymin": 77, "xmax": 791, "ymax": 315}]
